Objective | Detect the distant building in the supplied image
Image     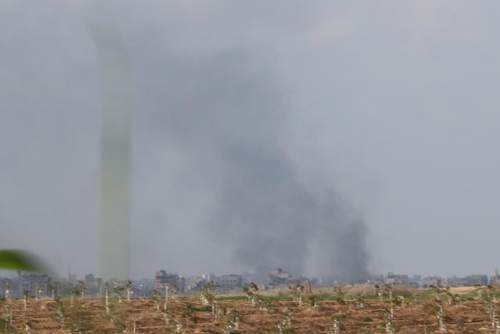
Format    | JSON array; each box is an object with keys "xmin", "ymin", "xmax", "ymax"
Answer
[
  {"xmin": 19, "ymin": 273, "xmax": 52, "ymax": 296},
  {"xmin": 466, "ymin": 275, "xmax": 488, "ymax": 286},
  {"xmin": 268, "ymin": 268, "xmax": 292, "ymax": 287},
  {"xmin": 490, "ymin": 269, "xmax": 500, "ymax": 286},
  {"xmin": 0, "ymin": 277, "xmax": 14, "ymax": 298},
  {"xmin": 84, "ymin": 274, "xmax": 102, "ymax": 287},
  {"xmin": 184, "ymin": 277, "xmax": 206, "ymax": 292},
  {"xmin": 421, "ymin": 276, "xmax": 442, "ymax": 288},
  {"xmin": 408, "ymin": 281, "xmax": 419, "ymax": 289},
  {"xmin": 221, "ymin": 274, "xmax": 243, "ymax": 291},
  {"xmin": 241, "ymin": 272, "xmax": 255, "ymax": 285},
  {"xmin": 201, "ymin": 273, "xmax": 220, "ymax": 283},
  {"xmin": 82, "ymin": 274, "xmax": 103, "ymax": 297},
  {"xmin": 155, "ymin": 270, "xmax": 184, "ymax": 291},
  {"xmin": 386, "ymin": 272, "xmax": 409, "ymax": 287},
  {"xmin": 454, "ymin": 277, "xmax": 469, "ymax": 287},
  {"xmin": 134, "ymin": 278, "xmax": 155, "ymax": 297},
  {"xmin": 440, "ymin": 278, "xmax": 450, "ymax": 288}
]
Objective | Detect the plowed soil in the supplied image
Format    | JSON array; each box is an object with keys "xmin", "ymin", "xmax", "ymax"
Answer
[{"xmin": 1, "ymin": 296, "xmax": 498, "ymax": 333}]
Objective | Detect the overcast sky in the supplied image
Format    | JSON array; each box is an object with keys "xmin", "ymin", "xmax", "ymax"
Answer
[{"xmin": 1, "ymin": 1, "xmax": 500, "ymax": 280}]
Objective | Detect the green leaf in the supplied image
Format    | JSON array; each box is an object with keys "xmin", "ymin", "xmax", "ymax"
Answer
[{"xmin": 0, "ymin": 250, "xmax": 42, "ymax": 271}]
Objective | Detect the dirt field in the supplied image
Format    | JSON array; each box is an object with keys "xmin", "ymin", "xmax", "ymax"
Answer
[{"xmin": 1, "ymin": 292, "xmax": 499, "ymax": 333}]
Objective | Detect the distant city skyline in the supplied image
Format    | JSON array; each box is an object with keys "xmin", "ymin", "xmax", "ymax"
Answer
[
  {"xmin": 2, "ymin": 266, "xmax": 500, "ymax": 296},
  {"xmin": 3, "ymin": 264, "xmax": 499, "ymax": 285}
]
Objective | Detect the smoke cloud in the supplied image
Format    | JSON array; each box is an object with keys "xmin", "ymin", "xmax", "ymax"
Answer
[
  {"xmin": 134, "ymin": 46, "xmax": 370, "ymax": 281},
  {"xmin": 0, "ymin": 1, "xmax": 373, "ymax": 281}
]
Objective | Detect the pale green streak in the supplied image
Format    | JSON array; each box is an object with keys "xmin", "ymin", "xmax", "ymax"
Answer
[{"xmin": 88, "ymin": 22, "xmax": 132, "ymax": 280}]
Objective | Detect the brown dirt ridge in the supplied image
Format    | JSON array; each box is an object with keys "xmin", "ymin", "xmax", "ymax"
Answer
[{"xmin": 0, "ymin": 294, "xmax": 498, "ymax": 333}]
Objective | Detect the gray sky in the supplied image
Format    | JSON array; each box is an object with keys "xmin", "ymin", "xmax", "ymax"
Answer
[{"xmin": 1, "ymin": 1, "xmax": 500, "ymax": 280}]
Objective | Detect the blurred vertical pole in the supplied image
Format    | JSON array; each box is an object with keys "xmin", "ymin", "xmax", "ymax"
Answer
[{"xmin": 87, "ymin": 20, "xmax": 132, "ymax": 281}]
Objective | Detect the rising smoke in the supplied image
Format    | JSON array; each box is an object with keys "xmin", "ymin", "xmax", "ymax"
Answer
[{"xmin": 135, "ymin": 46, "xmax": 371, "ymax": 282}]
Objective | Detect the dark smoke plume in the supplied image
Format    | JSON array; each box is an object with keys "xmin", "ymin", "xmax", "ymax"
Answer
[{"xmin": 135, "ymin": 46, "xmax": 370, "ymax": 282}]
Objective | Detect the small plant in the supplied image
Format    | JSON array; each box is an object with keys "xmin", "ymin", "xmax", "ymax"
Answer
[
  {"xmin": 409, "ymin": 294, "xmax": 417, "ymax": 310},
  {"xmin": 383, "ymin": 309, "xmax": 396, "ymax": 334},
  {"xmin": 181, "ymin": 303, "xmax": 197, "ymax": 329},
  {"xmin": 200, "ymin": 281, "xmax": 219, "ymax": 315},
  {"xmin": 47, "ymin": 284, "xmax": 55, "ymax": 299},
  {"xmin": 288, "ymin": 284, "xmax": 304, "ymax": 307},
  {"xmin": 276, "ymin": 322, "xmax": 294, "ymax": 334},
  {"xmin": 331, "ymin": 318, "xmax": 341, "ymax": 334},
  {"xmin": 23, "ymin": 289, "xmax": 29, "ymax": 310},
  {"xmin": 170, "ymin": 283, "xmax": 179, "ymax": 299},
  {"xmin": 243, "ymin": 282, "xmax": 260, "ymax": 307},
  {"xmin": 223, "ymin": 309, "xmax": 241, "ymax": 334},
  {"xmin": 102, "ymin": 292, "xmax": 127, "ymax": 332},
  {"xmin": 3, "ymin": 283, "xmax": 10, "ymax": 301},
  {"xmin": 113, "ymin": 283, "xmax": 125, "ymax": 303},
  {"xmin": 384, "ymin": 284, "xmax": 395, "ymax": 320},
  {"xmin": 53, "ymin": 295, "xmax": 67, "ymax": 329},
  {"xmin": 396, "ymin": 295, "xmax": 405, "ymax": 307},
  {"xmin": 374, "ymin": 285, "xmax": 383, "ymax": 301},
  {"xmin": 482, "ymin": 289, "xmax": 499, "ymax": 333},
  {"xmin": 24, "ymin": 322, "xmax": 31, "ymax": 333},
  {"xmin": 304, "ymin": 293, "xmax": 318, "ymax": 311},
  {"xmin": 333, "ymin": 286, "xmax": 347, "ymax": 305},
  {"xmin": 152, "ymin": 289, "xmax": 161, "ymax": 312},
  {"xmin": 125, "ymin": 279, "xmax": 133, "ymax": 302},
  {"xmin": 452, "ymin": 294, "xmax": 462, "ymax": 307},
  {"xmin": 276, "ymin": 308, "xmax": 293, "ymax": 333},
  {"xmin": 363, "ymin": 317, "xmax": 373, "ymax": 322},
  {"xmin": 475, "ymin": 283, "xmax": 483, "ymax": 299},
  {"xmin": 328, "ymin": 312, "xmax": 346, "ymax": 334},
  {"xmin": 216, "ymin": 306, "xmax": 226, "ymax": 321},
  {"xmin": 33, "ymin": 285, "xmax": 42, "ymax": 301},
  {"xmin": 2, "ymin": 298, "xmax": 13, "ymax": 329},
  {"xmin": 161, "ymin": 307, "xmax": 171, "ymax": 326},
  {"xmin": 257, "ymin": 295, "xmax": 270, "ymax": 316},
  {"xmin": 164, "ymin": 286, "xmax": 169, "ymax": 310},
  {"xmin": 435, "ymin": 299, "xmax": 447, "ymax": 334},
  {"xmin": 131, "ymin": 314, "xmax": 141, "ymax": 333},
  {"xmin": 175, "ymin": 321, "xmax": 183, "ymax": 334},
  {"xmin": 70, "ymin": 287, "xmax": 80, "ymax": 307},
  {"xmin": 78, "ymin": 280, "xmax": 86, "ymax": 299},
  {"xmin": 381, "ymin": 286, "xmax": 397, "ymax": 334},
  {"xmin": 354, "ymin": 292, "xmax": 365, "ymax": 309},
  {"xmin": 104, "ymin": 281, "xmax": 110, "ymax": 314},
  {"xmin": 164, "ymin": 282, "xmax": 179, "ymax": 306}
]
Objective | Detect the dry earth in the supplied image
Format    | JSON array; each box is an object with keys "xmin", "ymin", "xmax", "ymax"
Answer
[{"xmin": 1, "ymin": 293, "xmax": 499, "ymax": 333}]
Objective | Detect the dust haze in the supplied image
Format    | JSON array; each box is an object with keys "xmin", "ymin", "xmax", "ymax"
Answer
[{"xmin": 3, "ymin": 1, "xmax": 500, "ymax": 280}]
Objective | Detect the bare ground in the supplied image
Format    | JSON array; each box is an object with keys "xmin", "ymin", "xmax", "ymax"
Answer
[{"xmin": 0, "ymin": 296, "xmax": 497, "ymax": 333}]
